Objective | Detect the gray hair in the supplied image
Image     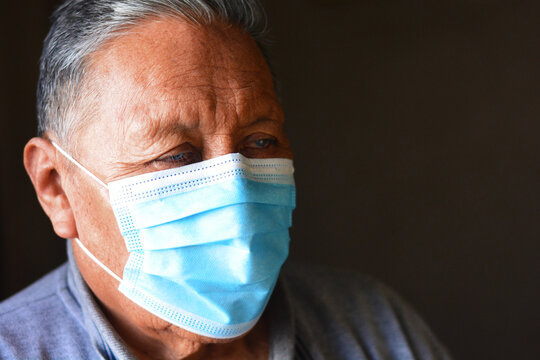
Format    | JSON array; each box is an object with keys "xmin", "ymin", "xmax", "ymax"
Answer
[{"xmin": 37, "ymin": 0, "xmax": 269, "ymax": 146}]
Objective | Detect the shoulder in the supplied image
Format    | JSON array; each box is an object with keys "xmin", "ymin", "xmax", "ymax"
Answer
[
  {"xmin": 280, "ymin": 263, "xmax": 452, "ymax": 360},
  {"xmin": 281, "ymin": 262, "xmax": 390, "ymax": 304},
  {"xmin": 0, "ymin": 264, "xmax": 96, "ymax": 359},
  {"xmin": 280, "ymin": 262, "xmax": 406, "ymax": 322},
  {"xmin": 0, "ymin": 264, "xmax": 68, "ymax": 315}
]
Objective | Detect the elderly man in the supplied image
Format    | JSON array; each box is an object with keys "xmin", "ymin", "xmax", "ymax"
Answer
[{"xmin": 0, "ymin": 0, "xmax": 451, "ymax": 359}]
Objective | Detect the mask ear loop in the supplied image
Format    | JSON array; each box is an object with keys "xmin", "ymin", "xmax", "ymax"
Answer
[
  {"xmin": 51, "ymin": 142, "xmax": 108, "ymax": 189},
  {"xmin": 74, "ymin": 238, "xmax": 122, "ymax": 282},
  {"xmin": 51, "ymin": 142, "xmax": 120, "ymax": 281}
]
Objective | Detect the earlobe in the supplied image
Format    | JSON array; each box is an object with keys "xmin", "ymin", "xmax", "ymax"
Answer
[{"xmin": 23, "ymin": 137, "xmax": 78, "ymax": 239}]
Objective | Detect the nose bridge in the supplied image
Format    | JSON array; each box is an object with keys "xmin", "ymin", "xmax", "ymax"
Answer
[
  {"xmin": 197, "ymin": 84, "xmax": 244, "ymax": 160},
  {"xmin": 202, "ymin": 133, "xmax": 237, "ymax": 160}
]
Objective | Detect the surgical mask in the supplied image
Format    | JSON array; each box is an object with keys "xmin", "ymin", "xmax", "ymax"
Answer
[{"xmin": 52, "ymin": 143, "xmax": 295, "ymax": 339}]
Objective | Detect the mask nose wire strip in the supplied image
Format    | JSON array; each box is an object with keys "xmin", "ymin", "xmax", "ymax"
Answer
[
  {"xmin": 51, "ymin": 142, "xmax": 108, "ymax": 189},
  {"xmin": 74, "ymin": 237, "xmax": 122, "ymax": 282}
]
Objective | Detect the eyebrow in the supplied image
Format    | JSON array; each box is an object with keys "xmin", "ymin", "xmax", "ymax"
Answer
[
  {"xmin": 239, "ymin": 117, "xmax": 281, "ymax": 129},
  {"xmin": 148, "ymin": 113, "xmax": 200, "ymax": 138},
  {"xmin": 134, "ymin": 103, "xmax": 281, "ymax": 143}
]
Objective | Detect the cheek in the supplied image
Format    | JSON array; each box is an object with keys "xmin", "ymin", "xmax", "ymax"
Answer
[
  {"xmin": 69, "ymin": 177, "xmax": 134, "ymax": 321},
  {"xmin": 69, "ymin": 175, "xmax": 129, "ymax": 282},
  {"xmin": 270, "ymin": 136, "xmax": 293, "ymax": 160},
  {"xmin": 277, "ymin": 139, "xmax": 293, "ymax": 159}
]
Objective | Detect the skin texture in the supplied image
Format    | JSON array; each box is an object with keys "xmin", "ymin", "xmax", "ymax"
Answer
[{"xmin": 24, "ymin": 17, "xmax": 292, "ymax": 360}]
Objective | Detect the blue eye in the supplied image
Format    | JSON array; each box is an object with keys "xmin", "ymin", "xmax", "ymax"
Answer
[
  {"xmin": 170, "ymin": 153, "xmax": 187, "ymax": 161},
  {"xmin": 255, "ymin": 138, "xmax": 269, "ymax": 147},
  {"xmin": 158, "ymin": 151, "xmax": 201, "ymax": 165},
  {"xmin": 253, "ymin": 138, "xmax": 277, "ymax": 148}
]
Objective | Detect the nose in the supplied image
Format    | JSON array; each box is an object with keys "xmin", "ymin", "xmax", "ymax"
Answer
[{"xmin": 202, "ymin": 135, "xmax": 237, "ymax": 160}]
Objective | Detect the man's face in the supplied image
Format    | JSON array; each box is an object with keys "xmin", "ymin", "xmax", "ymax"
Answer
[{"xmin": 62, "ymin": 17, "xmax": 291, "ymax": 344}]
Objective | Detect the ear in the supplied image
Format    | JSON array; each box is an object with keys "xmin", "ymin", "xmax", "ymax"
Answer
[{"xmin": 24, "ymin": 137, "xmax": 78, "ymax": 239}]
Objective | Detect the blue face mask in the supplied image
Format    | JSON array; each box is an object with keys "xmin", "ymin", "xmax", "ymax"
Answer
[{"xmin": 53, "ymin": 143, "xmax": 295, "ymax": 339}]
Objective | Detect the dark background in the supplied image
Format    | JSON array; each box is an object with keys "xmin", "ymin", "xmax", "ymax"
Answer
[{"xmin": 1, "ymin": 1, "xmax": 539, "ymax": 359}]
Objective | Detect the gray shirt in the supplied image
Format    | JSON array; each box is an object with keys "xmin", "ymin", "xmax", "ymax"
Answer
[{"xmin": 0, "ymin": 242, "xmax": 451, "ymax": 359}]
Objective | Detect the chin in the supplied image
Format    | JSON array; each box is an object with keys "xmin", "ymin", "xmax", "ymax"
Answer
[{"xmin": 160, "ymin": 321, "xmax": 245, "ymax": 344}]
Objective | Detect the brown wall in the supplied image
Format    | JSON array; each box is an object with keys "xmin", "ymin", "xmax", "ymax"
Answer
[{"xmin": 1, "ymin": 1, "xmax": 539, "ymax": 359}]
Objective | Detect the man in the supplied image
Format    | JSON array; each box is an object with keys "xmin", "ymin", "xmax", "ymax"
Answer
[{"xmin": 0, "ymin": 0, "xmax": 451, "ymax": 359}]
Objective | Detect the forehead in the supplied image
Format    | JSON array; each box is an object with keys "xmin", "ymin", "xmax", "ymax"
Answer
[
  {"xmin": 81, "ymin": 17, "xmax": 279, "ymax": 148},
  {"xmin": 93, "ymin": 17, "xmax": 271, "ymax": 87}
]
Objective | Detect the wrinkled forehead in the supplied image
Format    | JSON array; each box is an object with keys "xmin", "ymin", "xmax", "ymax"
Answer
[
  {"xmin": 90, "ymin": 17, "xmax": 272, "ymax": 99},
  {"xmin": 75, "ymin": 17, "xmax": 278, "ymax": 145}
]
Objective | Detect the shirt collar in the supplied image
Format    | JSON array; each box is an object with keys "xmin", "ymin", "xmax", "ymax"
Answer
[{"xmin": 66, "ymin": 240, "xmax": 137, "ymax": 360}]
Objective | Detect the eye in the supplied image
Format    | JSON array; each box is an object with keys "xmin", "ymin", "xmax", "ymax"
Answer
[
  {"xmin": 253, "ymin": 138, "xmax": 276, "ymax": 148},
  {"xmin": 239, "ymin": 133, "xmax": 280, "ymax": 158},
  {"xmin": 154, "ymin": 144, "xmax": 202, "ymax": 167},
  {"xmin": 244, "ymin": 134, "xmax": 278, "ymax": 149},
  {"xmin": 161, "ymin": 152, "xmax": 199, "ymax": 163}
]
